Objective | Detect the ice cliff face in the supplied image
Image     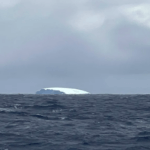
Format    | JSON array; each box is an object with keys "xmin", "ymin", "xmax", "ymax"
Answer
[{"xmin": 36, "ymin": 87, "xmax": 89, "ymax": 95}]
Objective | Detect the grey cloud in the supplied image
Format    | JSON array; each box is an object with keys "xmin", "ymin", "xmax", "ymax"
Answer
[{"xmin": 0, "ymin": 0, "xmax": 150, "ymax": 93}]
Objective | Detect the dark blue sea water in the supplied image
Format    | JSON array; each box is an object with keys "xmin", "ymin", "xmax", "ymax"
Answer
[{"xmin": 0, "ymin": 94, "xmax": 150, "ymax": 150}]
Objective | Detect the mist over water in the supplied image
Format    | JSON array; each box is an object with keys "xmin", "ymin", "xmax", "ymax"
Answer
[{"xmin": 0, "ymin": 94, "xmax": 150, "ymax": 150}]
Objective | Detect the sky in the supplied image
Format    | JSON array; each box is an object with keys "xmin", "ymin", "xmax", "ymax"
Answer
[{"xmin": 1, "ymin": 0, "xmax": 150, "ymax": 94}]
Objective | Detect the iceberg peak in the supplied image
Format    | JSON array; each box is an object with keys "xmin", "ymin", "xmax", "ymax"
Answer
[{"xmin": 36, "ymin": 87, "xmax": 89, "ymax": 95}]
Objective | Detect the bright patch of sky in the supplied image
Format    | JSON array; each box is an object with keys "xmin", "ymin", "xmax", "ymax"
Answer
[
  {"xmin": 0, "ymin": 0, "xmax": 20, "ymax": 8},
  {"xmin": 120, "ymin": 4, "xmax": 150, "ymax": 28},
  {"xmin": 69, "ymin": 10, "xmax": 105, "ymax": 32}
]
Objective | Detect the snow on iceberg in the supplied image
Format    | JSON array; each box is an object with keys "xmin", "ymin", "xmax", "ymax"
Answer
[{"xmin": 36, "ymin": 87, "xmax": 90, "ymax": 95}]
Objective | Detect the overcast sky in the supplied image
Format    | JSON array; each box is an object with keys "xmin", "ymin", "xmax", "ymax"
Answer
[{"xmin": 1, "ymin": 0, "xmax": 150, "ymax": 94}]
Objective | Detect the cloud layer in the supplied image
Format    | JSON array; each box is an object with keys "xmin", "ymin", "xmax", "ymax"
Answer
[{"xmin": 1, "ymin": 0, "xmax": 150, "ymax": 94}]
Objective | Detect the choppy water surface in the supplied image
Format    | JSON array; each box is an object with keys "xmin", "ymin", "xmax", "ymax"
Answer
[{"xmin": 0, "ymin": 94, "xmax": 150, "ymax": 150}]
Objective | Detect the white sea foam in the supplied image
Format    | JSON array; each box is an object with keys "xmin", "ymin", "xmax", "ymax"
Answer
[{"xmin": 0, "ymin": 108, "xmax": 15, "ymax": 112}]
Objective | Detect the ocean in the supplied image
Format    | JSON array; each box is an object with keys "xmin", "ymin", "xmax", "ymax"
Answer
[{"xmin": 0, "ymin": 94, "xmax": 150, "ymax": 150}]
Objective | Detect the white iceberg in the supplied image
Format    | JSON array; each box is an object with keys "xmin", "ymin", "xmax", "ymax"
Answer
[{"xmin": 36, "ymin": 87, "xmax": 90, "ymax": 95}]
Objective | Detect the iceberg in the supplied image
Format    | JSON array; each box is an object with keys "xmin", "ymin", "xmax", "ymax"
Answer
[{"xmin": 36, "ymin": 87, "xmax": 90, "ymax": 95}]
